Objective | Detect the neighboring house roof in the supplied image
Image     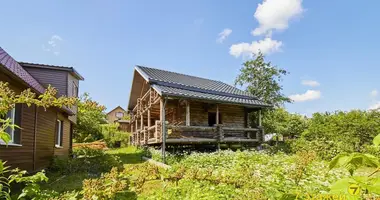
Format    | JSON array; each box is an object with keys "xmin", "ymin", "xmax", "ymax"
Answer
[
  {"xmin": 0, "ymin": 47, "xmax": 75, "ymax": 115},
  {"xmin": 107, "ymin": 106, "xmax": 126, "ymax": 115},
  {"xmin": 133, "ymin": 65, "xmax": 271, "ymax": 108},
  {"xmin": 0, "ymin": 47, "xmax": 46, "ymax": 93},
  {"xmin": 19, "ymin": 62, "xmax": 84, "ymax": 81}
]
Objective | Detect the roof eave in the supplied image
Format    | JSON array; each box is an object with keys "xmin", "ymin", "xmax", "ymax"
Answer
[{"xmin": 161, "ymin": 92, "xmax": 272, "ymax": 108}]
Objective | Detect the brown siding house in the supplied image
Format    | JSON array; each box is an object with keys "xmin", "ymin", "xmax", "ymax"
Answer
[{"xmin": 0, "ymin": 47, "xmax": 84, "ymax": 171}]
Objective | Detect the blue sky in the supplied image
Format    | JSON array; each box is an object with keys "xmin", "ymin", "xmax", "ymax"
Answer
[{"xmin": 1, "ymin": 0, "xmax": 380, "ymax": 115}]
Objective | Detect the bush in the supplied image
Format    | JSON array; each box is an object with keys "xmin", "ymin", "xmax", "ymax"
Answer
[
  {"xmin": 101, "ymin": 123, "xmax": 130, "ymax": 148},
  {"xmin": 49, "ymin": 154, "xmax": 122, "ymax": 175},
  {"xmin": 72, "ymin": 146, "xmax": 104, "ymax": 157},
  {"xmin": 82, "ymin": 167, "xmax": 129, "ymax": 199}
]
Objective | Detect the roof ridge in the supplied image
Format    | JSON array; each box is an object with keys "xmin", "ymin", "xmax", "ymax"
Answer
[
  {"xmin": 19, "ymin": 61, "xmax": 73, "ymax": 69},
  {"xmin": 136, "ymin": 65, "xmax": 230, "ymax": 85},
  {"xmin": 136, "ymin": 65, "xmax": 255, "ymax": 98}
]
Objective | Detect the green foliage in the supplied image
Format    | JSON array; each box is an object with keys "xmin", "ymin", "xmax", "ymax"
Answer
[
  {"xmin": 82, "ymin": 167, "xmax": 129, "ymax": 199},
  {"xmin": 235, "ymin": 52, "xmax": 291, "ymax": 107},
  {"xmin": 303, "ymin": 110, "xmax": 380, "ymax": 151},
  {"xmin": 140, "ymin": 150, "xmax": 347, "ymax": 199},
  {"xmin": 329, "ymin": 134, "xmax": 380, "ymax": 197},
  {"xmin": 72, "ymin": 146, "xmax": 105, "ymax": 158},
  {"xmin": 49, "ymin": 154, "xmax": 122, "ymax": 175},
  {"xmin": 0, "ymin": 81, "xmax": 77, "ymax": 144},
  {"xmin": 0, "ymin": 160, "xmax": 52, "ymax": 200},
  {"xmin": 263, "ymin": 108, "xmax": 308, "ymax": 137},
  {"xmin": 74, "ymin": 93, "xmax": 107, "ymax": 143},
  {"xmin": 101, "ymin": 123, "xmax": 130, "ymax": 148}
]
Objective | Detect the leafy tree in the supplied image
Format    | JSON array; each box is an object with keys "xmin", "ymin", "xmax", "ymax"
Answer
[
  {"xmin": 235, "ymin": 52, "xmax": 291, "ymax": 107},
  {"xmin": 74, "ymin": 93, "xmax": 107, "ymax": 142},
  {"xmin": 0, "ymin": 81, "xmax": 77, "ymax": 144},
  {"xmin": 263, "ymin": 108, "xmax": 308, "ymax": 138},
  {"xmin": 303, "ymin": 110, "xmax": 380, "ymax": 151}
]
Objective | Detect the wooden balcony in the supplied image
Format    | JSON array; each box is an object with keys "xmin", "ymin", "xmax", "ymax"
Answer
[{"xmin": 133, "ymin": 121, "xmax": 263, "ymax": 146}]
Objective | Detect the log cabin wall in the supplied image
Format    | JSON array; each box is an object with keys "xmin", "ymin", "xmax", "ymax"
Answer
[
  {"xmin": 164, "ymin": 100, "xmax": 247, "ymax": 139},
  {"xmin": 165, "ymin": 100, "xmax": 245, "ymax": 128}
]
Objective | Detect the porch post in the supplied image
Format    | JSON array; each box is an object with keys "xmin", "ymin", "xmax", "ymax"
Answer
[
  {"xmin": 186, "ymin": 101, "xmax": 190, "ymax": 126},
  {"xmin": 160, "ymin": 98, "xmax": 168, "ymax": 164},
  {"xmin": 259, "ymin": 109, "xmax": 262, "ymax": 126},
  {"xmin": 216, "ymin": 104, "xmax": 219, "ymax": 125}
]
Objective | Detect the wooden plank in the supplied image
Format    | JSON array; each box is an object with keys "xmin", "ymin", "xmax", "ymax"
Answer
[
  {"xmin": 222, "ymin": 127, "xmax": 259, "ymax": 131},
  {"xmin": 166, "ymin": 125, "xmax": 216, "ymax": 132}
]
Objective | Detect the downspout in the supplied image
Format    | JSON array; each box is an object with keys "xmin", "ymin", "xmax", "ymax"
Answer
[
  {"xmin": 161, "ymin": 97, "xmax": 168, "ymax": 164},
  {"xmin": 33, "ymin": 105, "xmax": 38, "ymax": 171}
]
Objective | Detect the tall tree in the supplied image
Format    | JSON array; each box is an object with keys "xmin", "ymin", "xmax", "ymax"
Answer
[
  {"xmin": 74, "ymin": 93, "xmax": 107, "ymax": 142},
  {"xmin": 235, "ymin": 52, "xmax": 291, "ymax": 107}
]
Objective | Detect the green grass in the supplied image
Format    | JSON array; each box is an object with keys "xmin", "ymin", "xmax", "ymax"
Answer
[
  {"xmin": 41, "ymin": 146, "xmax": 146, "ymax": 195},
  {"xmin": 106, "ymin": 146, "xmax": 144, "ymax": 165}
]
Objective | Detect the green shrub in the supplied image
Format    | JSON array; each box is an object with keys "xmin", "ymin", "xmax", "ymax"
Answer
[
  {"xmin": 49, "ymin": 154, "xmax": 122, "ymax": 175},
  {"xmin": 101, "ymin": 123, "xmax": 130, "ymax": 148},
  {"xmin": 72, "ymin": 146, "xmax": 104, "ymax": 158},
  {"xmin": 82, "ymin": 167, "xmax": 129, "ymax": 199}
]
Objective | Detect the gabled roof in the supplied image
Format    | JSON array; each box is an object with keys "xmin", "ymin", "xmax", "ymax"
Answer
[
  {"xmin": 20, "ymin": 62, "xmax": 84, "ymax": 81},
  {"xmin": 132, "ymin": 65, "xmax": 271, "ymax": 108},
  {"xmin": 0, "ymin": 47, "xmax": 74, "ymax": 115},
  {"xmin": 0, "ymin": 47, "xmax": 45, "ymax": 93},
  {"xmin": 107, "ymin": 106, "xmax": 126, "ymax": 115}
]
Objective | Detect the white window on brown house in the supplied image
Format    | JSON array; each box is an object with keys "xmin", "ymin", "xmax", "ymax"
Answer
[
  {"xmin": 115, "ymin": 112, "xmax": 124, "ymax": 119},
  {"xmin": 0, "ymin": 104, "xmax": 22, "ymax": 145},
  {"xmin": 72, "ymin": 82, "xmax": 78, "ymax": 97},
  {"xmin": 55, "ymin": 120, "xmax": 63, "ymax": 147}
]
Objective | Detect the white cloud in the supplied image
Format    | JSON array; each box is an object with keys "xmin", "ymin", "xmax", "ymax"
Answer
[
  {"xmin": 229, "ymin": 37, "xmax": 282, "ymax": 57},
  {"xmin": 252, "ymin": 0, "xmax": 304, "ymax": 36},
  {"xmin": 289, "ymin": 90, "xmax": 321, "ymax": 102},
  {"xmin": 43, "ymin": 34, "xmax": 63, "ymax": 55},
  {"xmin": 302, "ymin": 80, "xmax": 320, "ymax": 87},
  {"xmin": 370, "ymin": 89, "xmax": 378, "ymax": 97},
  {"xmin": 369, "ymin": 102, "xmax": 380, "ymax": 110},
  {"xmin": 217, "ymin": 29, "xmax": 232, "ymax": 43}
]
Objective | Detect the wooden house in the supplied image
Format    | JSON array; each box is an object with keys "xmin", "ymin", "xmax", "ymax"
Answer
[
  {"xmin": 0, "ymin": 47, "xmax": 84, "ymax": 171},
  {"xmin": 106, "ymin": 106, "xmax": 131, "ymax": 132},
  {"xmin": 128, "ymin": 66, "xmax": 271, "ymax": 148}
]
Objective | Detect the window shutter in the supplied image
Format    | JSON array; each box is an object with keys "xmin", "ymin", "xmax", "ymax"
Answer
[{"xmin": 13, "ymin": 104, "xmax": 22, "ymax": 144}]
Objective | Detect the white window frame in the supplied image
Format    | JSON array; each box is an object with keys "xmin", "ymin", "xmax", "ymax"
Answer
[
  {"xmin": 56, "ymin": 120, "xmax": 63, "ymax": 147},
  {"xmin": 0, "ymin": 108, "xmax": 21, "ymax": 146},
  {"xmin": 72, "ymin": 81, "xmax": 78, "ymax": 97},
  {"xmin": 115, "ymin": 112, "xmax": 124, "ymax": 118},
  {"xmin": 7, "ymin": 108, "xmax": 16, "ymax": 143}
]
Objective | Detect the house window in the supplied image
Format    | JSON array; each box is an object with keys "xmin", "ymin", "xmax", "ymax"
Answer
[
  {"xmin": 0, "ymin": 104, "xmax": 22, "ymax": 144},
  {"xmin": 72, "ymin": 82, "xmax": 78, "ymax": 97},
  {"xmin": 208, "ymin": 112, "xmax": 222, "ymax": 126},
  {"xmin": 115, "ymin": 112, "xmax": 124, "ymax": 119},
  {"xmin": 56, "ymin": 120, "xmax": 63, "ymax": 147}
]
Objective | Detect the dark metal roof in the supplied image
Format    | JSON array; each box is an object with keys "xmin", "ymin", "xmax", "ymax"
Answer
[
  {"xmin": 19, "ymin": 62, "xmax": 84, "ymax": 81},
  {"xmin": 136, "ymin": 65, "xmax": 271, "ymax": 107},
  {"xmin": 0, "ymin": 47, "xmax": 46, "ymax": 93}
]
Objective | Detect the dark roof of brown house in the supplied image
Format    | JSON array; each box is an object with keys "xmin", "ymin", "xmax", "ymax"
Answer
[
  {"xmin": 0, "ymin": 47, "xmax": 46, "ymax": 93},
  {"xmin": 133, "ymin": 65, "xmax": 271, "ymax": 108},
  {"xmin": 19, "ymin": 62, "xmax": 84, "ymax": 80},
  {"xmin": 0, "ymin": 47, "xmax": 76, "ymax": 115}
]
